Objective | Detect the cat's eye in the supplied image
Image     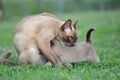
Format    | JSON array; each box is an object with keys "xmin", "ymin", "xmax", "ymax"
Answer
[
  {"xmin": 69, "ymin": 36, "xmax": 77, "ymax": 43},
  {"xmin": 70, "ymin": 36, "xmax": 74, "ymax": 39},
  {"xmin": 63, "ymin": 37, "xmax": 70, "ymax": 43}
]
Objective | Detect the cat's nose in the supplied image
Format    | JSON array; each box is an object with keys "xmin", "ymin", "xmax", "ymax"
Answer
[
  {"xmin": 70, "ymin": 42, "xmax": 75, "ymax": 47},
  {"xmin": 71, "ymin": 44, "xmax": 74, "ymax": 46}
]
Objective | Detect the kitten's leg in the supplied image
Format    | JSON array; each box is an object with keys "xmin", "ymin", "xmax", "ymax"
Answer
[
  {"xmin": 64, "ymin": 63, "xmax": 73, "ymax": 68},
  {"xmin": 45, "ymin": 61, "xmax": 53, "ymax": 66}
]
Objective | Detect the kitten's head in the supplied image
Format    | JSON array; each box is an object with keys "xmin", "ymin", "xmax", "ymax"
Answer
[{"xmin": 59, "ymin": 19, "xmax": 78, "ymax": 47}]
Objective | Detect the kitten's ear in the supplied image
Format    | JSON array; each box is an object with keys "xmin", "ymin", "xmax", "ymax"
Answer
[
  {"xmin": 73, "ymin": 20, "xmax": 79, "ymax": 29},
  {"xmin": 61, "ymin": 19, "xmax": 72, "ymax": 32}
]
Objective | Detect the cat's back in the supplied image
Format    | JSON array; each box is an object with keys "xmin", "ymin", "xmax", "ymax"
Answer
[{"xmin": 14, "ymin": 13, "xmax": 61, "ymax": 35}]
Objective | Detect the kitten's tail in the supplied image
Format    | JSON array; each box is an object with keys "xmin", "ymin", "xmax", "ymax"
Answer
[{"xmin": 86, "ymin": 28, "xmax": 95, "ymax": 43}]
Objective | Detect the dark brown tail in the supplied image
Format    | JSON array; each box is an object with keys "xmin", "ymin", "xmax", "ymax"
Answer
[
  {"xmin": 0, "ymin": 51, "xmax": 17, "ymax": 66},
  {"xmin": 86, "ymin": 28, "xmax": 95, "ymax": 43}
]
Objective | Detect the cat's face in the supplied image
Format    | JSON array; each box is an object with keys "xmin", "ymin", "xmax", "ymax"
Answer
[{"xmin": 60, "ymin": 19, "xmax": 78, "ymax": 46}]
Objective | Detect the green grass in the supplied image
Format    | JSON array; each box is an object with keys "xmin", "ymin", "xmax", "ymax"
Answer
[{"xmin": 0, "ymin": 10, "xmax": 120, "ymax": 80}]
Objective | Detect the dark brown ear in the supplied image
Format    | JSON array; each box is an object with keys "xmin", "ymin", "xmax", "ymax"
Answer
[
  {"xmin": 73, "ymin": 20, "xmax": 79, "ymax": 29},
  {"xmin": 61, "ymin": 19, "xmax": 72, "ymax": 31}
]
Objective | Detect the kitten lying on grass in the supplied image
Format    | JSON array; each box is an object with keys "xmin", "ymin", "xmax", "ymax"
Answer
[{"xmin": 46, "ymin": 28, "xmax": 100, "ymax": 66}]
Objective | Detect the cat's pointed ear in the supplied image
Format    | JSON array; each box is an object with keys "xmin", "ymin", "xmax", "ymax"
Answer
[
  {"xmin": 61, "ymin": 19, "xmax": 72, "ymax": 32},
  {"xmin": 73, "ymin": 20, "xmax": 79, "ymax": 29}
]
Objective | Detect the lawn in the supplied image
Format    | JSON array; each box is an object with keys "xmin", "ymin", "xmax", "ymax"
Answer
[{"xmin": 0, "ymin": 10, "xmax": 120, "ymax": 80}]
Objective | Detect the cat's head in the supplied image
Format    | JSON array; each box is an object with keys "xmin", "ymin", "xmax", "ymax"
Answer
[{"xmin": 59, "ymin": 19, "xmax": 78, "ymax": 46}]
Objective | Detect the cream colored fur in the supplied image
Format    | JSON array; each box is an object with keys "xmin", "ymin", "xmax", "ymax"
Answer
[{"xmin": 13, "ymin": 13, "xmax": 78, "ymax": 65}]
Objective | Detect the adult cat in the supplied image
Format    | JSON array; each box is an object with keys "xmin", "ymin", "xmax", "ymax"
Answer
[{"xmin": 13, "ymin": 13, "xmax": 78, "ymax": 65}]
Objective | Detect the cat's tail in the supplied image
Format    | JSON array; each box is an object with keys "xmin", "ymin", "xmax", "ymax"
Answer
[
  {"xmin": 86, "ymin": 28, "xmax": 95, "ymax": 43},
  {"xmin": 0, "ymin": 51, "xmax": 17, "ymax": 66}
]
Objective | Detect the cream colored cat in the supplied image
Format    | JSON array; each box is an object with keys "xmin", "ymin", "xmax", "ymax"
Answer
[{"xmin": 13, "ymin": 13, "xmax": 78, "ymax": 65}]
